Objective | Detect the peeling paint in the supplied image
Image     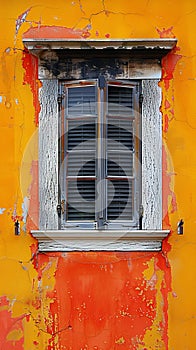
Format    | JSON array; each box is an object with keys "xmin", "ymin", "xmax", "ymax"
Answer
[
  {"xmin": 162, "ymin": 47, "xmax": 182, "ymax": 90},
  {"xmin": 26, "ymin": 160, "xmax": 39, "ymax": 231},
  {"xmin": 22, "ymin": 196, "xmax": 29, "ymax": 231},
  {"xmin": 0, "ymin": 1, "xmax": 196, "ymax": 350},
  {"xmin": 23, "ymin": 52, "xmax": 40, "ymax": 126},
  {"xmin": 23, "ymin": 26, "xmax": 85, "ymax": 39},
  {"xmin": 15, "ymin": 8, "xmax": 31, "ymax": 35}
]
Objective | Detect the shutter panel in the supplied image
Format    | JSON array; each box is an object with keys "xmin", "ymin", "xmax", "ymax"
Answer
[
  {"xmin": 107, "ymin": 118, "xmax": 134, "ymax": 178},
  {"xmin": 68, "ymin": 120, "xmax": 96, "ymax": 177},
  {"xmin": 106, "ymin": 83, "xmax": 138, "ymax": 225},
  {"xmin": 61, "ymin": 80, "xmax": 140, "ymax": 228},
  {"xmin": 65, "ymin": 84, "xmax": 97, "ymax": 223}
]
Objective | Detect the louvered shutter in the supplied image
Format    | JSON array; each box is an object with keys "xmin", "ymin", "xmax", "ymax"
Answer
[
  {"xmin": 60, "ymin": 80, "xmax": 140, "ymax": 229},
  {"xmin": 106, "ymin": 83, "xmax": 140, "ymax": 228},
  {"xmin": 62, "ymin": 83, "xmax": 97, "ymax": 227}
]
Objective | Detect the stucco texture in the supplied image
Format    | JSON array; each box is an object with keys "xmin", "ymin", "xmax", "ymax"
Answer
[{"xmin": 0, "ymin": 0, "xmax": 196, "ymax": 349}]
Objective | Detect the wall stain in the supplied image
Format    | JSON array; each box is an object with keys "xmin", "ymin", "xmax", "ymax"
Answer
[{"xmin": 1, "ymin": 2, "xmax": 195, "ymax": 349}]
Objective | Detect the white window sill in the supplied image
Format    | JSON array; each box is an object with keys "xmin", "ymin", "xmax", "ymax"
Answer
[{"xmin": 31, "ymin": 229, "xmax": 170, "ymax": 252}]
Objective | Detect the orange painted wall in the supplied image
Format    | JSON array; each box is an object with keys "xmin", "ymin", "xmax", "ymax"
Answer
[{"xmin": 0, "ymin": 1, "xmax": 196, "ymax": 349}]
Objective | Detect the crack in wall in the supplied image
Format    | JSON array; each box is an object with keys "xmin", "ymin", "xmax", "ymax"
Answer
[
  {"xmin": 78, "ymin": 0, "xmax": 85, "ymax": 15},
  {"xmin": 73, "ymin": 1, "xmax": 144, "ymax": 30},
  {"xmin": 28, "ymin": 310, "xmax": 72, "ymax": 337},
  {"xmin": 15, "ymin": 7, "xmax": 41, "ymax": 39}
]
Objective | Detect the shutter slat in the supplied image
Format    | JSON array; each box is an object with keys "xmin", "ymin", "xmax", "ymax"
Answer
[
  {"xmin": 108, "ymin": 86, "xmax": 133, "ymax": 116},
  {"xmin": 107, "ymin": 180, "xmax": 133, "ymax": 220},
  {"xmin": 107, "ymin": 153, "xmax": 133, "ymax": 177},
  {"xmin": 67, "ymin": 180, "xmax": 95, "ymax": 220},
  {"xmin": 68, "ymin": 153, "xmax": 95, "ymax": 176},
  {"xmin": 68, "ymin": 86, "xmax": 96, "ymax": 116},
  {"xmin": 68, "ymin": 120, "xmax": 96, "ymax": 150},
  {"xmin": 107, "ymin": 119, "xmax": 133, "ymax": 151}
]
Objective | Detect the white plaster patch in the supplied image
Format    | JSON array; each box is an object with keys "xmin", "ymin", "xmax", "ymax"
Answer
[
  {"xmin": 22, "ymin": 197, "xmax": 29, "ymax": 231},
  {"xmin": 0, "ymin": 208, "xmax": 5, "ymax": 214}
]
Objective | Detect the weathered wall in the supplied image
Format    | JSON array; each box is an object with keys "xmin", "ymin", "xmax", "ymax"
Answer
[{"xmin": 0, "ymin": 1, "xmax": 196, "ymax": 349}]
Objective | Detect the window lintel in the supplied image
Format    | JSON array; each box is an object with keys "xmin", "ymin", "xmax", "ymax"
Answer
[{"xmin": 23, "ymin": 38, "xmax": 177, "ymax": 58}]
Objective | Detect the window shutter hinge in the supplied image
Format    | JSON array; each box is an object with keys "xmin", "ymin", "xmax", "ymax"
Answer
[
  {"xmin": 57, "ymin": 200, "xmax": 65, "ymax": 217},
  {"xmin": 139, "ymin": 93, "xmax": 143, "ymax": 105},
  {"xmin": 57, "ymin": 94, "xmax": 64, "ymax": 104}
]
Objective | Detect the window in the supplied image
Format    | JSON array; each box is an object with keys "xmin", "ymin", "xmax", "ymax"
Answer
[
  {"xmin": 59, "ymin": 79, "xmax": 141, "ymax": 230},
  {"xmin": 22, "ymin": 38, "xmax": 177, "ymax": 251}
]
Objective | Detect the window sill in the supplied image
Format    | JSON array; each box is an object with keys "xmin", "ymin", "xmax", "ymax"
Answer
[{"xmin": 31, "ymin": 229, "xmax": 170, "ymax": 252}]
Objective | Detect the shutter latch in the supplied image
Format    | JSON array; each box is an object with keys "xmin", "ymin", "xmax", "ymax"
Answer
[
  {"xmin": 57, "ymin": 200, "xmax": 65, "ymax": 217},
  {"xmin": 139, "ymin": 204, "xmax": 143, "ymax": 230},
  {"xmin": 57, "ymin": 94, "xmax": 64, "ymax": 104}
]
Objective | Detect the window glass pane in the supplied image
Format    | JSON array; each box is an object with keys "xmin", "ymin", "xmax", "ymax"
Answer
[{"xmin": 68, "ymin": 86, "xmax": 96, "ymax": 116}]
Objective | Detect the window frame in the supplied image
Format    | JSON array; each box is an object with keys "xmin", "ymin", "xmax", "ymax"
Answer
[
  {"xmin": 32, "ymin": 77, "xmax": 169, "ymax": 252},
  {"xmin": 23, "ymin": 38, "xmax": 177, "ymax": 251},
  {"xmin": 60, "ymin": 78, "xmax": 141, "ymax": 230}
]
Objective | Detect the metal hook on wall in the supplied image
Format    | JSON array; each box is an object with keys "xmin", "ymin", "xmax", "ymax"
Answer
[{"xmin": 177, "ymin": 219, "xmax": 184, "ymax": 235}]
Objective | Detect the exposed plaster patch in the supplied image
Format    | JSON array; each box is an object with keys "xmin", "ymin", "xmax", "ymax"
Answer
[
  {"xmin": 0, "ymin": 208, "xmax": 6, "ymax": 214},
  {"xmin": 15, "ymin": 8, "xmax": 32, "ymax": 35},
  {"xmin": 22, "ymin": 196, "xmax": 29, "ymax": 231},
  {"xmin": 11, "ymin": 204, "xmax": 21, "ymax": 222},
  {"xmin": 5, "ymin": 47, "xmax": 11, "ymax": 54}
]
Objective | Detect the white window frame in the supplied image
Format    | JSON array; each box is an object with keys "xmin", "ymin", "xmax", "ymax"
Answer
[{"xmin": 23, "ymin": 39, "xmax": 177, "ymax": 251}]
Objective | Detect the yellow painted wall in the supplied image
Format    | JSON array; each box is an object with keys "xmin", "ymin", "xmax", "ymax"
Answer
[{"xmin": 0, "ymin": 1, "xmax": 196, "ymax": 349}]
